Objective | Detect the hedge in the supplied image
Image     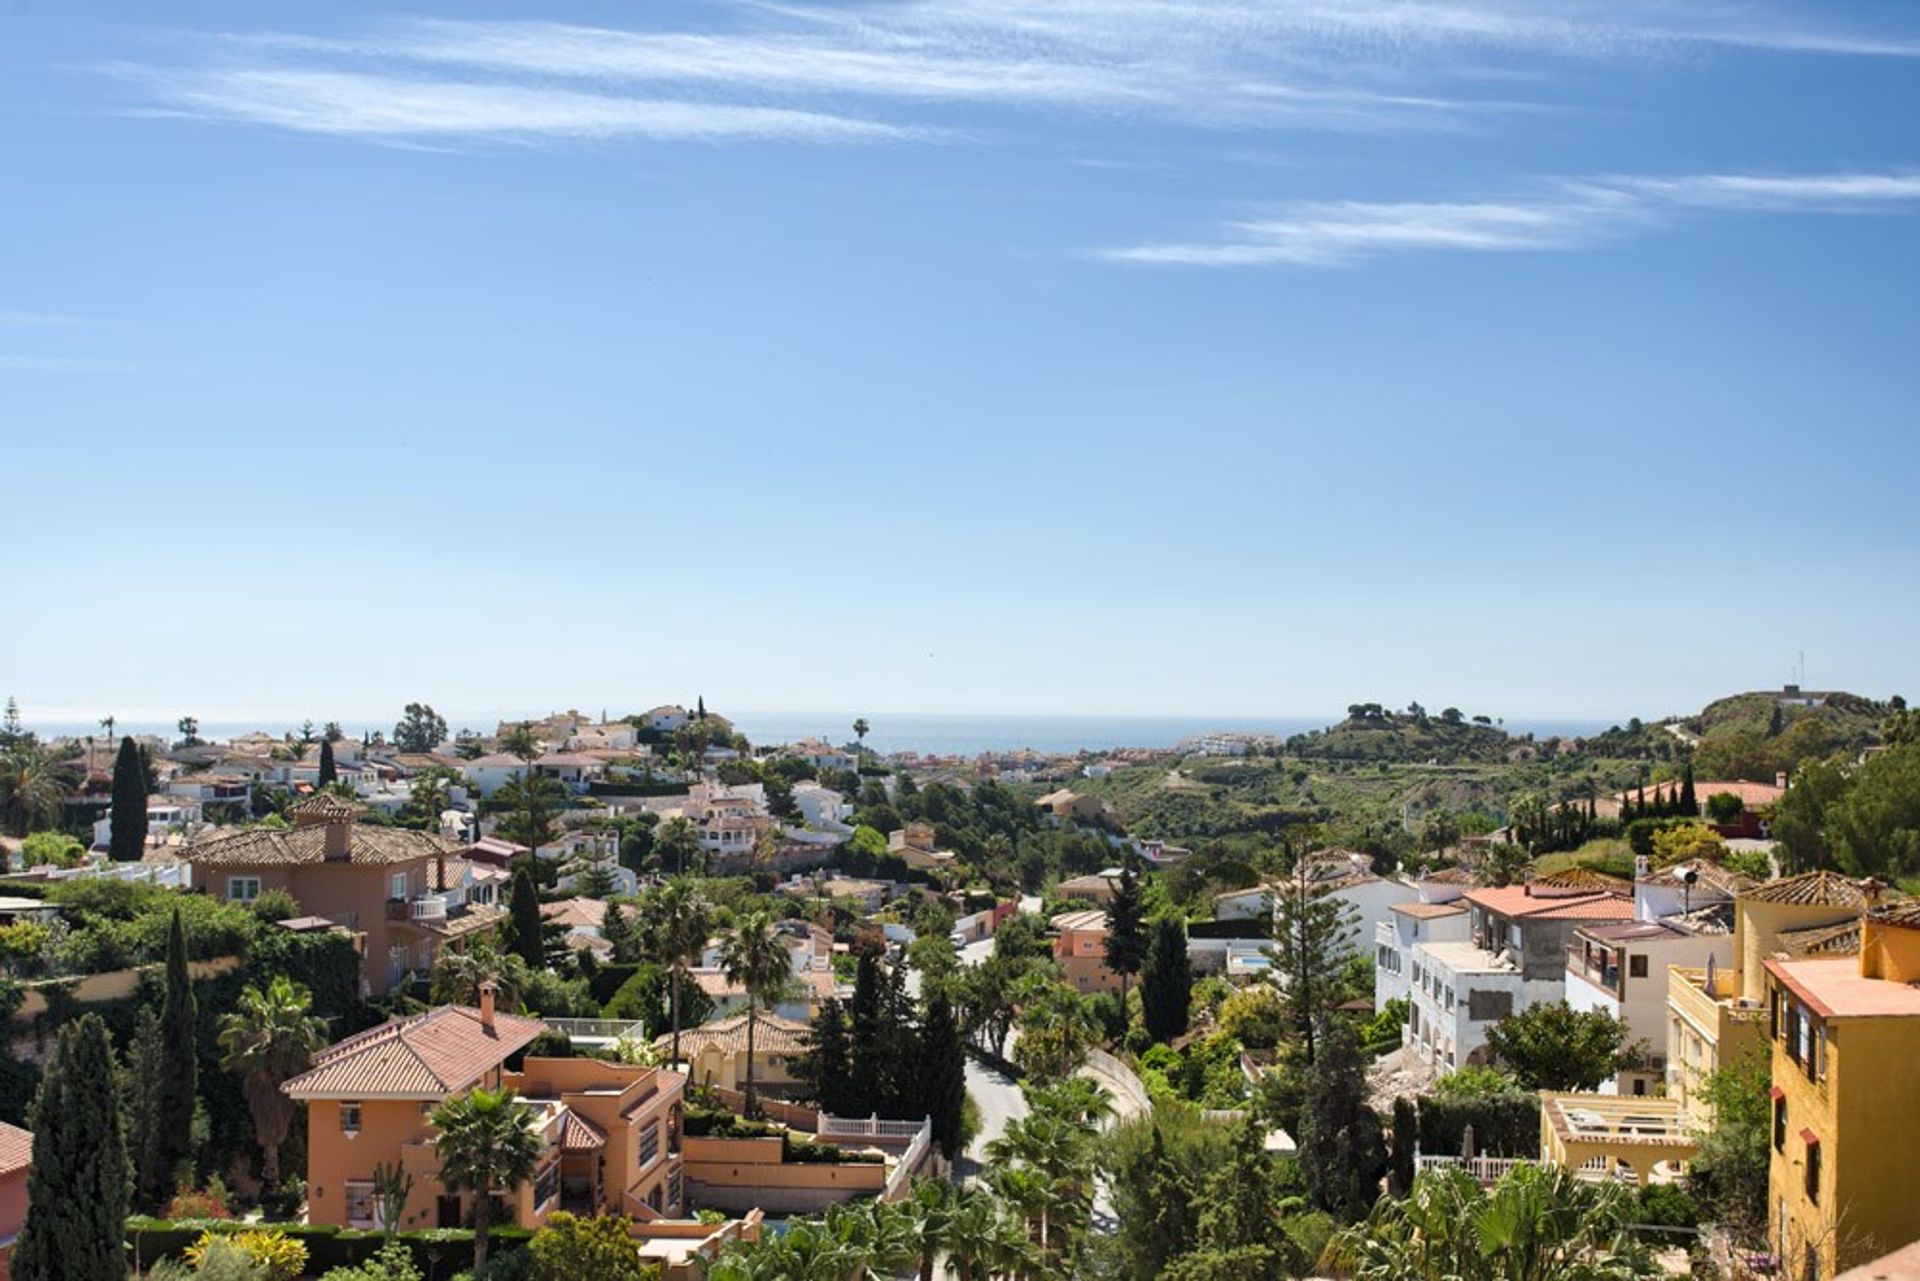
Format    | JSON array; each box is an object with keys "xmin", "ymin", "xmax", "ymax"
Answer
[
  {"xmin": 125, "ymin": 1217, "xmax": 535, "ymax": 1277},
  {"xmin": 1413, "ymin": 1091, "xmax": 1541, "ymax": 1158},
  {"xmin": 587, "ymin": 781, "xmax": 691, "ymax": 799}
]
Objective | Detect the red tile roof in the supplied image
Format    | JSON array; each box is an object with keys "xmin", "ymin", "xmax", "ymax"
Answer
[
  {"xmin": 1462, "ymin": 885, "xmax": 1630, "ymax": 920},
  {"xmin": 1742, "ymin": 870, "xmax": 1881, "ymax": 908},
  {"xmin": 0, "ymin": 1121, "xmax": 30, "ymax": 1175},
  {"xmin": 283, "ymin": 1005, "xmax": 547, "ymax": 1100},
  {"xmin": 1531, "ymin": 868, "xmax": 1633, "ymax": 894},
  {"xmin": 559, "ymin": 1111, "xmax": 607, "ymax": 1151}
]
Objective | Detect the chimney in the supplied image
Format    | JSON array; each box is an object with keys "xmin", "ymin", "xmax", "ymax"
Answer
[
  {"xmin": 324, "ymin": 819, "xmax": 351, "ymax": 861},
  {"xmin": 478, "ymin": 981, "xmax": 497, "ymax": 1031},
  {"xmin": 1776, "ymin": 771, "xmax": 1789, "ymax": 790}
]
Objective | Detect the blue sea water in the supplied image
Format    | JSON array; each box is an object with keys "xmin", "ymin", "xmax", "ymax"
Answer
[{"xmin": 24, "ymin": 709, "xmax": 1617, "ymax": 757}]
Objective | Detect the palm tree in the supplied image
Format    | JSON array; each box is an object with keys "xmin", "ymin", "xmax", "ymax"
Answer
[
  {"xmin": 1337, "ymin": 1162, "xmax": 1657, "ymax": 1281},
  {"xmin": 217, "ymin": 976, "xmax": 328, "ymax": 1194},
  {"xmin": 644, "ymin": 878, "xmax": 714, "ymax": 1068},
  {"xmin": 0, "ymin": 745, "xmax": 70, "ymax": 837},
  {"xmin": 852, "ymin": 717, "xmax": 870, "ymax": 747},
  {"xmin": 429, "ymin": 936, "xmax": 531, "ymax": 1008},
  {"xmin": 904, "ymin": 1178, "xmax": 960, "ymax": 1281},
  {"xmin": 430, "ymin": 1085, "xmax": 543, "ymax": 1270},
  {"xmin": 720, "ymin": 910, "xmax": 797, "ymax": 1116},
  {"xmin": 943, "ymin": 1184, "xmax": 1034, "ymax": 1281},
  {"xmin": 655, "ymin": 814, "xmax": 700, "ymax": 876}
]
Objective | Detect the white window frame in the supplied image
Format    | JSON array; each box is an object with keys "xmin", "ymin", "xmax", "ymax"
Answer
[
  {"xmin": 340, "ymin": 1100, "xmax": 363, "ymax": 1135},
  {"xmin": 390, "ymin": 872, "xmax": 410, "ymax": 901},
  {"xmin": 227, "ymin": 876, "xmax": 262, "ymax": 903}
]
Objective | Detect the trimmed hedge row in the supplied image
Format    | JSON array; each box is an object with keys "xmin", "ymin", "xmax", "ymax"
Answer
[
  {"xmin": 1414, "ymin": 1092, "xmax": 1541, "ymax": 1158},
  {"xmin": 125, "ymin": 1217, "xmax": 534, "ymax": 1276}
]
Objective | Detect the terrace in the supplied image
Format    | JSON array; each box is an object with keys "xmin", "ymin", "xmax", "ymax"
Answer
[{"xmin": 1538, "ymin": 1092, "xmax": 1696, "ymax": 1185}]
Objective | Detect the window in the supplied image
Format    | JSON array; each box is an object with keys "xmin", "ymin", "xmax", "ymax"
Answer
[
  {"xmin": 1812, "ymin": 1025, "xmax": 1827, "ymax": 1082},
  {"xmin": 1629, "ymin": 955, "xmax": 1648, "ymax": 979},
  {"xmin": 1773, "ymin": 1093, "xmax": 1787, "ymax": 1152},
  {"xmin": 227, "ymin": 876, "xmax": 262, "ymax": 903},
  {"xmin": 639, "ymin": 1121, "xmax": 660, "ymax": 1167},
  {"xmin": 341, "ymin": 1101, "xmax": 362, "ymax": 1134},
  {"xmin": 345, "ymin": 1181, "xmax": 376, "ymax": 1227},
  {"xmin": 390, "ymin": 872, "xmax": 409, "ymax": 901},
  {"xmin": 1804, "ymin": 1133, "xmax": 1821, "ymax": 1203}
]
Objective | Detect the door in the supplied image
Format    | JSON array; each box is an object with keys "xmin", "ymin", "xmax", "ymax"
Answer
[{"xmin": 437, "ymin": 1195, "xmax": 463, "ymax": 1228}]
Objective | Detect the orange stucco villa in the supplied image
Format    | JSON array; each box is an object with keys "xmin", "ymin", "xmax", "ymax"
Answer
[{"xmin": 187, "ymin": 793, "xmax": 507, "ymax": 995}]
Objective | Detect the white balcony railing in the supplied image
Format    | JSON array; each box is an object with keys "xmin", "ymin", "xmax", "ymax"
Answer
[{"xmin": 410, "ymin": 895, "xmax": 449, "ymax": 921}]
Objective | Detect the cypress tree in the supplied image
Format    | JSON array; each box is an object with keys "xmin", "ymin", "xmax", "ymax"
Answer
[
  {"xmin": 1140, "ymin": 917, "xmax": 1192, "ymax": 1045},
  {"xmin": 108, "ymin": 735, "xmax": 148, "ymax": 862},
  {"xmin": 847, "ymin": 948, "xmax": 885, "ymax": 1107},
  {"xmin": 919, "ymin": 991, "xmax": 967, "ymax": 1159},
  {"xmin": 1680, "ymin": 764, "xmax": 1697, "ymax": 817},
  {"xmin": 318, "ymin": 739, "xmax": 337, "ymax": 788},
  {"xmin": 1389, "ymin": 1096, "xmax": 1418, "ymax": 1196},
  {"xmin": 14, "ymin": 1015, "xmax": 130, "ymax": 1281},
  {"xmin": 123, "ymin": 1010, "xmax": 168, "ymax": 1211},
  {"xmin": 156, "ymin": 908, "xmax": 198, "ymax": 1196},
  {"xmin": 1297, "ymin": 1018, "xmax": 1388, "ymax": 1222},
  {"xmin": 507, "ymin": 859, "xmax": 545, "ymax": 970},
  {"xmin": 798, "ymin": 997, "xmax": 854, "ymax": 1117},
  {"xmin": 602, "ymin": 901, "xmax": 637, "ymax": 965},
  {"xmin": 1103, "ymin": 864, "xmax": 1148, "ymax": 999}
]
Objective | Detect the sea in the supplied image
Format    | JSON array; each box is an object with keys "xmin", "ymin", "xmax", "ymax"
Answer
[{"xmin": 21, "ymin": 710, "xmax": 1619, "ymax": 758}]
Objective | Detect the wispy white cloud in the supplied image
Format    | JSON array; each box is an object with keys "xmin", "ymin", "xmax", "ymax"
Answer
[
  {"xmin": 1102, "ymin": 170, "xmax": 1920, "ymax": 266},
  {"xmin": 115, "ymin": 66, "xmax": 915, "ymax": 143},
  {"xmin": 108, "ymin": 2, "xmax": 1920, "ymax": 146}
]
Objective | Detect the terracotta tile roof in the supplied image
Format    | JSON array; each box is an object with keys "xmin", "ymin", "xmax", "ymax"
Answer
[
  {"xmin": 188, "ymin": 823, "xmax": 457, "ymax": 868},
  {"xmin": 1779, "ymin": 920, "xmax": 1862, "ymax": 957},
  {"xmin": 559, "ymin": 1111, "xmax": 607, "ymax": 1151},
  {"xmin": 1420, "ymin": 867, "xmax": 1477, "ymax": 886},
  {"xmin": 1639, "ymin": 861, "xmax": 1756, "ymax": 895},
  {"xmin": 1050, "ymin": 909, "xmax": 1110, "ymax": 933},
  {"xmin": 289, "ymin": 792, "xmax": 367, "ymax": 821},
  {"xmin": 1532, "ymin": 867, "xmax": 1633, "ymax": 893},
  {"xmin": 283, "ymin": 1005, "xmax": 546, "ymax": 1100},
  {"xmin": 1391, "ymin": 901, "xmax": 1467, "ymax": 920},
  {"xmin": 1866, "ymin": 900, "xmax": 1920, "ymax": 931},
  {"xmin": 691, "ymin": 968, "xmax": 837, "ymax": 1001},
  {"xmin": 655, "ymin": 1012, "xmax": 812, "ymax": 1058},
  {"xmin": 0, "ymin": 1121, "xmax": 30, "ymax": 1175},
  {"xmin": 1742, "ymin": 871, "xmax": 1879, "ymax": 908},
  {"xmin": 1462, "ymin": 885, "xmax": 1630, "ymax": 920},
  {"xmin": 542, "ymin": 898, "xmax": 608, "ymax": 932},
  {"xmin": 422, "ymin": 905, "xmax": 509, "ymax": 940},
  {"xmin": 1532, "ymin": 896, "xmax": 1637, "ymax": 921}
]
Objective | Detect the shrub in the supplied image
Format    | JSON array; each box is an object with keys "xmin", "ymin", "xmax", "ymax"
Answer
[
  {"xmin": 1635, "ymin": 1182, "xmax": 1699, "ymax": 1231},
  {"xmin": 187, "ymin": 1228, "xmax": 308, "ymax": 1281},
  {"xmin": 250, "ymin": 889, "xmax": 301, "ymax": 924},
  {"xmin": 167, "ymin": 1179, "xmax": 235, "ymax": 1221},
  {"xmin": 18, "ymin": 831, "xmax": 84, "ymax": 870}
]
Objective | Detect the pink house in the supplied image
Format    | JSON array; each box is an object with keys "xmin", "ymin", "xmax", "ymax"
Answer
[{"xmin": 0, "ymin": 1121, "xmax": 31, "ymax": 1281}]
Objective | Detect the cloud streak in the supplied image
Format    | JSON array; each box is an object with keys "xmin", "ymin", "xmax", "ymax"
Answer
[
  {"xmin": 1101, "ymin": 171, "xmax": 1920, "ymax": 267},
  {"xmin": 112, "ymin": 1, "xmax": 1920, "ymax": 146}
]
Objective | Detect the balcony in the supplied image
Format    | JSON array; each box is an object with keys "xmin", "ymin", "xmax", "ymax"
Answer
[
  {"xmin": 385, "ymin": 889, "xmax": 468, "ymax": 923},
  {"xmin": 1566, "ymin": 945, "xmax": 1621, "ymax": 997}
]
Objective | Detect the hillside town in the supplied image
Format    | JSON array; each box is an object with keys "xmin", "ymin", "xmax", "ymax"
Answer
[{"xmin": 0, "ymin": 689, "xmax": 1913, "ymax": 1278}]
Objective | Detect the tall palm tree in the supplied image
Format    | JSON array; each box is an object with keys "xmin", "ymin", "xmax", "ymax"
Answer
[
  {"xmin": 216, "ymin": 976, "xmax": 328, "ymax": 1194},
  {"xmin": 943, "ymin": 1184, "xmax": 1034, "ymax": 1281},
  {"xmin": 430, "ymin": 1085, "xmax": 543, "ymax": 1269},
  {"xmin": 0, "ymin": 745, "xmax": 70, "ymax": 837},
  {"xmin": 647, "ymin": 878, "xmax": 713, "ymax": 1068},
  {"xmin": 904, "ymin": 1178, "xmax": 960, "ymax": 1281},
  {"xmin": 720, "ymin": 910, "xmax": 797, "ymax": 1116}
]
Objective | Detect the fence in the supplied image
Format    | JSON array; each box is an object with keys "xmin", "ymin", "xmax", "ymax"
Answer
[
  {"xmin": 883, "ymin": 1120, "xmax": 934, "ymax": 1201},
  {"xmin": 1415, "ymin": 1155, "xmax": 1534, "ymax": 1184},
  {"xmin": 819, "ymin": 1114, "xmax": 928, "ymax": 1141},
  {"xmin": 545, "ymin": 1017, "xmax": 647, "ymax": 1047},
  {"xmin": 1083, "ymin": 1048, "xmax": 1152, "ymax": 1120}
]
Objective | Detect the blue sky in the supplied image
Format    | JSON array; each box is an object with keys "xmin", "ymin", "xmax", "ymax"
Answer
[{"xmin": 4, "ymin": 0, "xmax": 1918, "ymax": 727}]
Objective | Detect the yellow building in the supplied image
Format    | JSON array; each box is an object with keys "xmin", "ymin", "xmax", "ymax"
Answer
[
  {"xmin": 1765, "ymin": 902, "xmax": 1920, "ymax": 1280},
  {"xmin": 1665, "ymin": 872, "xmax": 1876, "ymax": 1129}
]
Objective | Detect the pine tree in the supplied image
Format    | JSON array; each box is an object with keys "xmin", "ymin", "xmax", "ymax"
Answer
[
  {"xmin": 155, "ymin": 908, "xmax": 198, "ymax": 1197},
  {"xmin": 1269, "ymin": 857, "xmax": 1357, "ymax": 1063},
  {"xmin": 1680, "ymin": 763, "xmax": 1697, "ymax": 817},
  {"xmin": 14, "ymin": 1015, "xmax": 130, "ymax": 1281},
  {"xmin": 1140, "ymin": 917, "xmax": 1192, "ymax": 1044},
  {"xmin": 1103, "ymin": 864, "xmax": 1147, "ymax": 999},
  {"xmin": 1296, "ymin": 1018, "xmax": 1387, "ymax": 1222},
  {"xmin": 318, "ymin": 739, "xmax": 337, "ymax": 788},
  {"xmin": 108, "ymin": 735, "xmax": 148, "ymax": 862},
  {"xmin": 919, "ymin": 991, "xmax": 968, "ymax": 1160},
  {"xmin": 601, "ymin": 901, "xmax": 638, "ymax": 965},
  {"xmin": 507, "ymin": 859, "xmax": 545, "ymax": 970},
  {"xmin": 797, "ymin": 997, "xmax": 854, "ymax": 1117}
]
